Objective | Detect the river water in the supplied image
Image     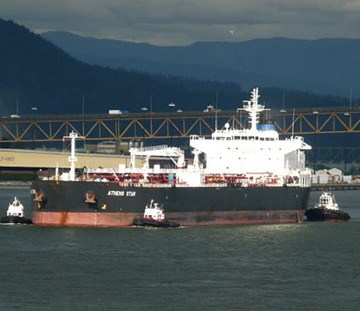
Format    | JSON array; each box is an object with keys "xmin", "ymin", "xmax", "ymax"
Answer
[{"xmin": 0, "ymin": 187, "xmax": 359, "ymax": 310}]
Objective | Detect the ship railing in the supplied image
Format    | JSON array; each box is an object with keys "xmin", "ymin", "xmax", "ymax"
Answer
[
  {"xmin": 131, "ymin": 144, "xmax": 168, "ymax": 151},
  {"xmin": 86, "ymin": 167, "xmax": 121, "ymax": 173},
  {"xmin": 137, "ymin": 183, "xmax": 230, "ymax": 188},
  {"xmin": 94, "ymin": 181, "xmax": 300, "ymax": 188},
  {"xmin": 130, "ymin": 145, "xmax": 183, "ymax": 153},
  {"xmin": 85, "ymin": 167, "xmax": 188, "ymax": 174},
  {"xmin": 89, "ymin": 180, "xmax": 304, "ymax": 188}
]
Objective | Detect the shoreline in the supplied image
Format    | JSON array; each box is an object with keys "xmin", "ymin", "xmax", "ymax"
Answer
[{"xmin": 0, "ymin": 181, "xmax": 31, "ymax": 188}]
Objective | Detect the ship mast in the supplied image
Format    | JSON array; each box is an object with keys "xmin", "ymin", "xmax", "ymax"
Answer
[
  {"xmin": 242, "ymin": 87, "xmax": 267, "ymax": 132},
  {"xmin": 63, "ymin": 131, "xmax": 84, "ymax": 181}
]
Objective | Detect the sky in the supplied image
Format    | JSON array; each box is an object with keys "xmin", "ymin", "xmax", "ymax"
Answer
[{"xmin": 1, "ymin": 0, "xmax": 360, "ymax": 46}]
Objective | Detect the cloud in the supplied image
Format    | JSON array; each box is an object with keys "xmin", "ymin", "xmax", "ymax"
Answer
[{"xmin": 1, "ymin": 0, "xmax": 359, "ymax": 45}]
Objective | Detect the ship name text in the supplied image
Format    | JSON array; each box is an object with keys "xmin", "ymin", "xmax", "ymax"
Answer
[{"xmin": 107, "ymin": 190, "xmax": 136, "ymax": 197}]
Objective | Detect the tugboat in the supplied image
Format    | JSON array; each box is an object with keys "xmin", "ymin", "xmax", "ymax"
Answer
[
  {"xmin": 133, "ymin": 199, "xmax": 180, "ymax": 228},
  {"xmin": 0, "ymin": 197, "xmax": 33, "ymax": 225},
  {"xmin": 305, "ymin": 192, "xmax": 350, "ymax": 222}
]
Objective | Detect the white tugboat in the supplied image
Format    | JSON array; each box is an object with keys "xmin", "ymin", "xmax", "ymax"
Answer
[
  {"xmin": 1, "ymin": 197, "xmax": 32, "ymax": 224},
  {"xmin": 305, "ymin": 192, "xmax": 350, "ymax": 222},
  {"xmin": 133, "ymin": 199, "xmax": 180, "ymax": 227}
]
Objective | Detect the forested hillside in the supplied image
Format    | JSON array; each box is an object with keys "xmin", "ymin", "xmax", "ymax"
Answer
[
  {"xmin": 0, "ymin": 18, "xmax": 246, "ymax": 115},
  {"xmin": 43, "ymin": 31, "xmax": 360, "ymax": 98},
  {"xmin": 0, "ymin": 18, "xmax": 348, "ymax": 117}
]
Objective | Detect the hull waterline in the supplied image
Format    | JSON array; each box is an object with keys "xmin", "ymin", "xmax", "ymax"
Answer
[{"xmin": 31, "ymin": 210, "xmax": 306, "ymax": 227}]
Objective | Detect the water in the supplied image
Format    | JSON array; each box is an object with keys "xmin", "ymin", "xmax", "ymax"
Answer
[{"xmin": 1, "ymin": 188, "xmax": 360, "ymax": 310}]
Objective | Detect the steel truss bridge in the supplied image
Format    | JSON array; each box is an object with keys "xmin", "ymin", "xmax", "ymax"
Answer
[{"xmin": 1, "ymin": 107, "xmax": 359, "ymax": 165}]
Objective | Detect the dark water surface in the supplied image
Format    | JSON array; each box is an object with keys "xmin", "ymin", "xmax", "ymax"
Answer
[{"xmin": 0, "ymin": 188, "xmax": 360, "ymax": 310}]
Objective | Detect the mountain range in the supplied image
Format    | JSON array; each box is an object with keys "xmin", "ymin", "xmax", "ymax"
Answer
[
  {"xmin": 42, "ymin": 31, "xmax": 360, "ymax": 99},
  {"xmin": 0, "ymin": 18, "xmax": 247, "ymax": 116},
  {"xmin": 0, "ymin": 18, "xmax": 353, "ymax": 117}
]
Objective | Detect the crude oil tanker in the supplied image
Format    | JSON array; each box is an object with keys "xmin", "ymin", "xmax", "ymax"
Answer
[{"xmin": 30, "ymin": 88, "xmax": 312, "ymax": 227}]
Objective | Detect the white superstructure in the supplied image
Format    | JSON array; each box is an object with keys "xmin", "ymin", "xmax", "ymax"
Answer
[
  {"xmin": 188, "ymin": 87, "xmax": 312, "ymax": 186},
  {"xmin": 315, "ymin": 192, "xmax": 339, "ymax": 210},
  {"xmin": 143, "ymin": 199, "xmax": 165, "ymax": 221},
  {"xmin": 7, "ymin": 197, "xmax": 25, "ymax": 217},
  {"xmin": 75, "ymin": 88, "xmax": 312, "ymax": 189}
]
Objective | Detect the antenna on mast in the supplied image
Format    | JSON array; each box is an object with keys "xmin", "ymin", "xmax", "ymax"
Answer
[
  {"xmin": 291, "ymin": 108, "xmax": 295, "ymax": 138},
  {"xmin": 215, "ymin": 92, "xmax": 218, "ymax": 131},
  {"xmin": 280, "ymin": 89, "xmax": 286, "ymax": 113}
]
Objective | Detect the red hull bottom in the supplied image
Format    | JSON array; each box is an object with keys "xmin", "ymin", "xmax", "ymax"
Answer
[{"xmin": 32, "ymin": 210, "xmax": 305, "ymax": 227}]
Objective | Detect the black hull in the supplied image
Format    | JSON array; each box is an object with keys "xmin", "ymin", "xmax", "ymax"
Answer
[
  {"xmin": 0, "ymin": 216, "xmax": 32, "ymax": 225},
  {"xmin": 305, "ymin": 208, "xmax": 350, "ymax": 222},
  {"xmin": 30, "ymin": 180, "xmax": 311, "ymax": 226},
  {"xmin": 133, "ymin": 217, "xmax": 180, "ymax": 228}
]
